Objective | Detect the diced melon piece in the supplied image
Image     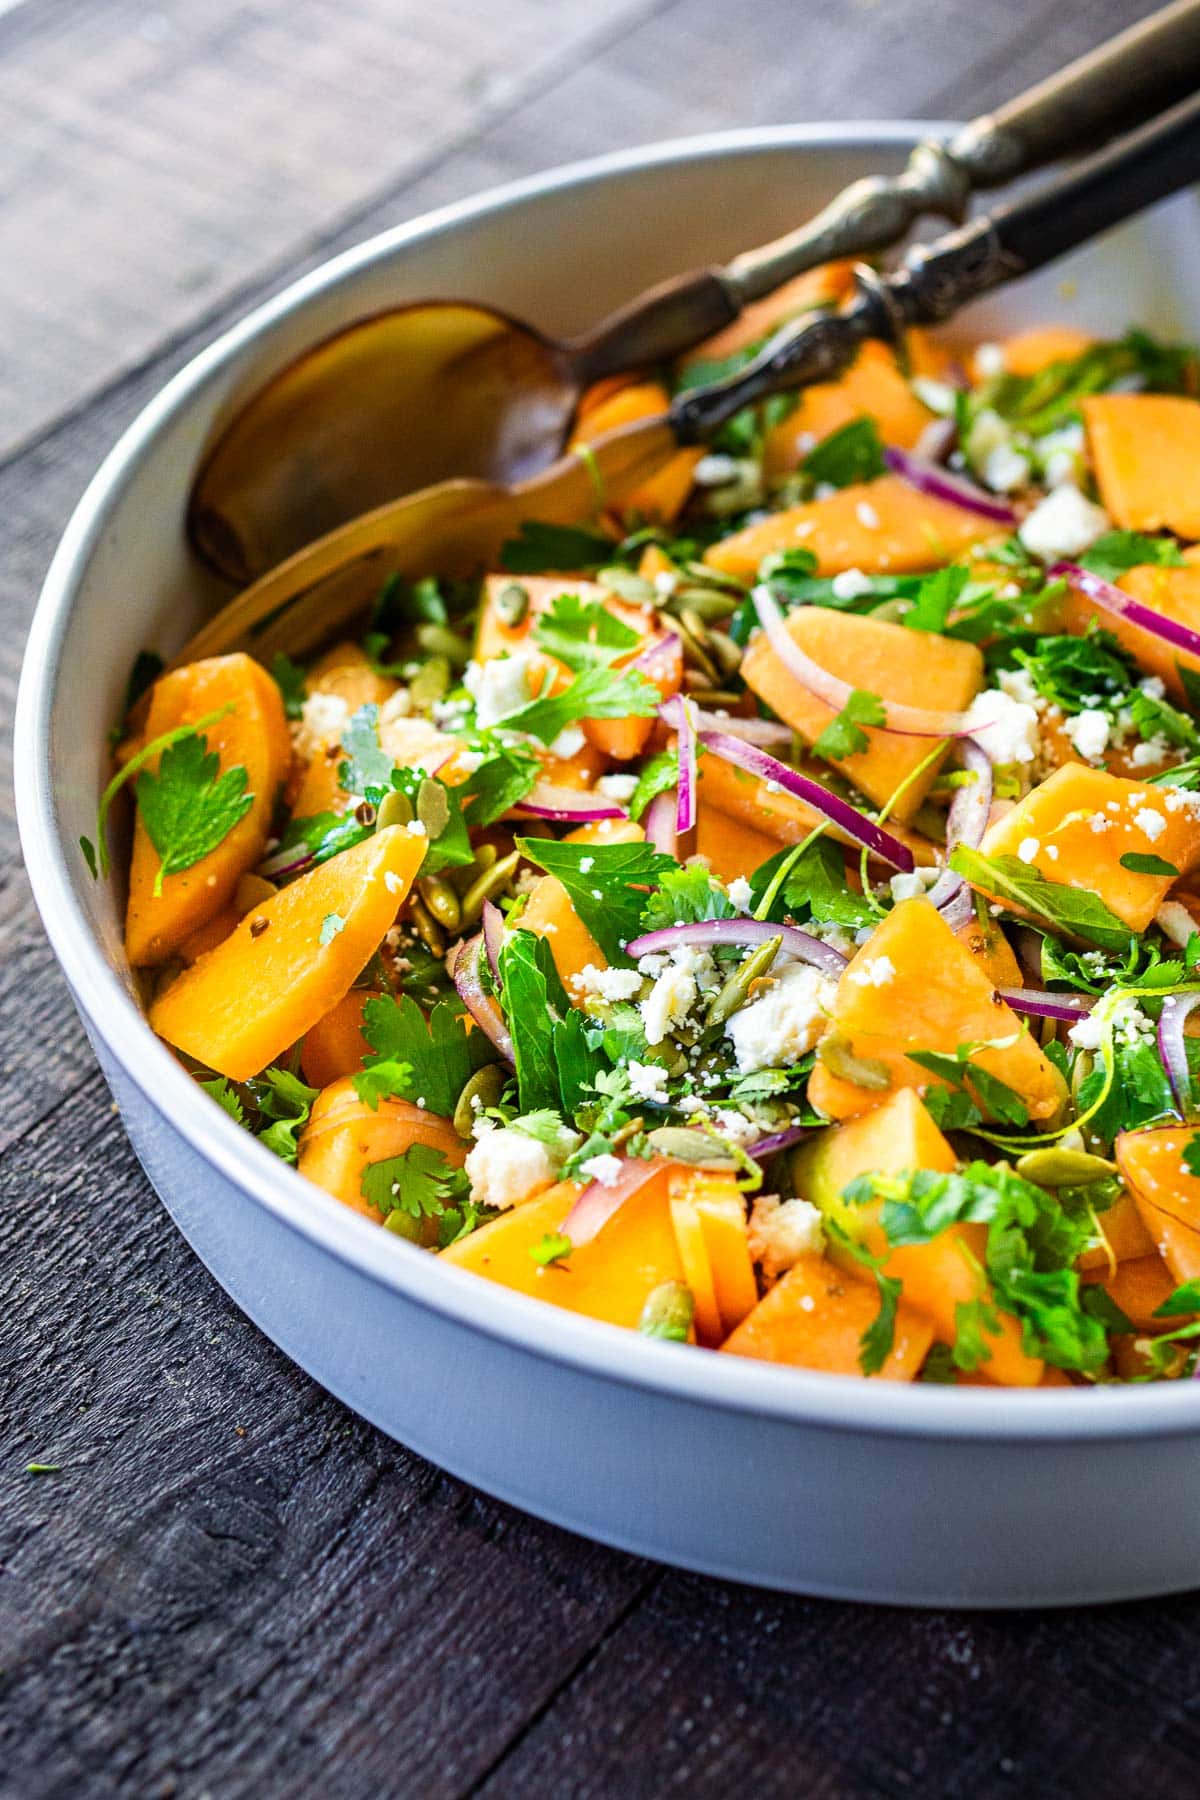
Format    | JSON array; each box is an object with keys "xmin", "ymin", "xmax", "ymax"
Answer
[
  {"xmin": 792, "ymin": 1087, "xmax": 1041, "ymax": 1386},
  {"xmin": 440, "ymin": 1173, "xmax": 684, "ymax": 1329},
  {"xmin": 695, "ymin": 753, "xmax": 938, "ymax": 866},
  {"xmin": 301, "ymin": 987, "xmax": 376, "ymax": 1088},
  {"xmin": 979, "ymin": 761, "xmax": 1200, "ymax": 932},
  {"xmin": 306, "ymin": 640, "xmax": 398, "ymax": 710},
  {"xmin": 1084, "ymin": 394, "xmax": 1200, "ymax": 538},
  {"xmin": 571, "ymin": 378, "xmax": 702, "ymax": 523},
  {"xmin": 291, "ymin": 710, "xmax": 467, "ymax": 819},
  {"xmin": 668, "ymin": 1170, "xmax": 757, "ymax": 1345},
  {"xmin": 1059, "ymin": 552, "xmax": 1200, "ymax": 703},
  {"xmin": 703, "ymin": 474, "xmax": 998, "ymax": 582},
  {"xmin": 762, "ymin": 339, "xmax": 938, "ymax": 477},
  {"xmin": 1080, "ymin": 1253, "xmax": 1177, "ymax": 1331},
  {"xmin": 1075, "ymin": 1188, "xmax": 1156, "ymax": 1272},
  {"xmin": 955, "ymin": 911, "xmax": 1023, "ymax": 990},
  {"xmin": 806, "ymin": 899, "xmax": 1065, "ymax": 1125},
  {"xmin": 740, "ymin": 607, "xmax": 983, "ymax": 821},
  {"xmin": 719, "ymin": 1251, "xmax": 933, "ymax": 1379},
  {"xmin": 1116, "ymin": 1127, "xmax": 1200, "ymax": 1286},
  {"xmin": 297, "ymin": 1077, "xmax": 466, "ymax": 1222},
  {"xmin": 1000, "ymin": 326, "xmax": 1096, "ymax": 376},
  {"xmin": 520, "ymin": 874, "xmax": 608, "ymax": 996},
  {"xmin": 695, "ymin": 804, "xmax": 780, "ymax": 884}
]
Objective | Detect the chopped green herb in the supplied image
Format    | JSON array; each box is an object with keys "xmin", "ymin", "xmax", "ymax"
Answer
[
  {"xmin": 801, "ymin": 417, "xmax": 885, "ymax": 489},
  {"xmin": 356, "ymin": 995, "xmax": 496, "ymax": 1117},
  {"xmin": 813, "ymin": 688, "xmax": 886, "ymax": 761},
  {"xmin": 136, "ymin": 731, "xmax": 252, "ymax": 897},
  {"xmin": 950, "ymin": 845, "xmax": 1132, "ymax": 951},
  {"xmin": 530, "ymin": 1232, "xmax": 573, "ymax": 1267},
  {"xmin": 319, "ymin": 912, "xmax": 346, "ymax": 945},
  {"xmin": 499, "ymin": 520, "xmax": 615, "ymax": 574},
  {"xmin": 1119, "ymin": 852, "xmax": 1180, "ymax": 877},
  {"xmin": 270, "ymin": 652, "xmax": 308, "ymax": 719}
]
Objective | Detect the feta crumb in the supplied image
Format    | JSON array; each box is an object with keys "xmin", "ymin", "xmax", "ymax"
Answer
[
  {"xmin": 1069, "ymin": 991, "xmax": 1155, "ymax": 1054},
  {"xmin": 1140, "ymin": 675, "xmax": 1167, "ymax": 701},
  {"xmin": 578, "ymin": 1153, "xmax": 623, "ymax": 1188},
  {"xmin": 974, "ymin": 342, "xmax": 1007, "ymax": 378},
  {"xmin": 726, "ymin": 876, "xmax": 753, "ymax": 911},
  {"xmin": 653, "ymin": 570, "xmax": 679, "ymax": 597},
  {"xmin": 627, "ymin": 1060, "xmax": 671, "ymax": 1104},
  {"xmin": 983, "ymin": 443, "xmax": 1030, "ymax": 493},
  {"xmin": 384, "ymin": 871, "xmax": 404, "ymax": 894},
  {"xmin": 1064, "ymin": 708, "xmax": 1110, "ymax": 763},
  {"xmin": 463, "ymin": 649, "xmax": 535, "ymax": 728},
  {"xmin": 962, "ymin": 687, "xmax": 1040, "ymax": 765},
  {"xmin": 295, "ymin": 691, "xmax": 351, "ymax": 760},
  {"xmin": 595, "ymin": 772, "xmax": 639, "ymax": 802},
  {"xmin": 1134, "ymin": 807, "xmax": 1167, "ymax": 842},
  {"xmin": 831, "ymin": 567, "xmax": 874, "ymax": 601},
  {"xmin": 848, "ymin": 954, "xmax": 896, "ymax": 989},
  {"xmin": 465, "ymin": 1120, "xmax": 558, "ymax": 1212},
  {"xmin": 724, "ymin": 964, "xmax": 837, "ymax": 1073},
  {"xmin": 572, "ymin": 963, "xmax": 643, "ymax": 1003},
  {"xmin": 747, "ymin": 1194, "xmax": 825, "ymax": 1282},
  {"xmin": 713, "ymin": 1109, "xmax": 761, "ymax": 1149},
  {"xmin": 1017, "ymin": 837, "xmax": 1040, "ymax": 864},
  {"xmin": 693, "ymin": 453, "xmax": 742, "ymax": 487},
  {"xmin": 1156, "ymin": 901, "xmax": 1196, "ymax": 949},
  {"xmin": 639, "ymin": 944, "xmax": 715, "ymax": 1045},
  {"xmin": 997, "ymin": 665, "xmax": 1040, "ymax": 708},
  {"xmin": 406, "ymin": 819, "xmax": 428, "ymax": 837},
  {"xmin": 1130, "ymin": 736, "xmax": 1170, "ymax": 768},
  {"xmin": 1088, "ymin": 813, "xmax": 1112, "ymax": 833},
  {"xmin": 1018, "ymin": 485, "xmax": 1110, "ymax": 562},
  {"xmin": 856, "ymin": 501, "xmax": 881, "ymax": 531},
  {"xmin": 549, "ymin": 725, "xmax": 586, "ymax": 760},
  {"xmin": 890, "ymin": 867, "xmax": 939, "ymax": 903},
  {"xmin": 912, "ymin": 376, "xmax": 957, "ymax": 416}
]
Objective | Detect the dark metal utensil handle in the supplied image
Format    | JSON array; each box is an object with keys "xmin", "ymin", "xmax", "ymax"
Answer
[{"xmin": 671, "ymin": 88, "xmax": 1200, "ymax": 444}]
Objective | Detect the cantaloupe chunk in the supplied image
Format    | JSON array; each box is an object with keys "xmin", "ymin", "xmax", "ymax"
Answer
[
  {"xmin": 955, "ymin": 912, "xmax": 1023, "ymax": 990},
  {"xmin": 150, "ymin": 825, "xmax": 425, "ymax": 1080},
  {"xmin": 1083, "ymin": 394, "xmax": 1200, "ymax": 538},
  {"xmin": 1080, "ymin": 1253, "xmax": 1177, "ymax": 1331},
  {"xmin": 680, "ymin": 262, "xmax": 856, "ymax": 367},
  {"xmin": 520, "ymin": 874, "xmax": 609, "ymax": 995},
  {"xmin": 1076, "ymin": 1188, "xmax": 1156, "ymax": 1272},
  {"xmin": 292, "ymin": 709, "xmax": 469, "ymax": 821},
  {"xmin": 695, "ymin": 805, "xmax": 780, "ymax": 884},
  {"xmin": 805, "ymin": 898, "xmax": 1065, "ymax": 1125},
  {"xmin": 440, "ymin": 1173, "xmax": 685, "ymax": 1329},
  {"xmin": 979, "ymin": 761, "xmax": 1200, "ymax": 932},
  {"xmin": 571, "ymin": 378, "xmax": 702, "ymax": 522},
  {"xmin": 177, "ymin": 903, "xmax": 241, "ymax": 964},
  {"xmin": 762, "ymin": 338, "xmax": 938, "ymax": 477},
  {"xmin": 703, "ymin": 474, "xmax": 997, "ymax": 582},
  {"xmin": 1059, "ymin": 550, "xmax": 1200, "ymax": 703},
  {"xmin": 1116, "ymin": 1127, "xmax": 1200, "ymax": 1286},
  {"xmin": 740, "ymin": 607, "xmax": 983, "ymax": 821},
  {"xmin": 695, "ymin": 753, "xmax": 938, "ymax": 867},
  {"xmin": 125, "ymin": 654, "xmax": 291, "ymax": 967},
  {"xmin": 792, "ymin": 1087, "xmax": 1042, "ymax": 1385},
  {"xmin": 300, "ymin": 987, "xmax": 377, "ymax": 1088},
  {"xmin": 668, "ymin": 1170, "xmax": 757, "ymax": 1344},
  {"xmin": 305, "ymin": 640, "xmax": 398, "ymax": 711},
  {"xmin": 997, "ymin": 326, "xmax": 1096, "ymax": 377},
  {"xmin": 297, "ymin": 1076, "xmax": 467, "ymax": 1221},
  {"xmin": 720, "ymin": 1251, "xmax": 933, "ymax": 1379}
]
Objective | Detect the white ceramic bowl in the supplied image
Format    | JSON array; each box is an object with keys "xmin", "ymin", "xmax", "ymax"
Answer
[{"xmin": 17, "ymin": 126, "xmax": 1200, "ymax": 1607}]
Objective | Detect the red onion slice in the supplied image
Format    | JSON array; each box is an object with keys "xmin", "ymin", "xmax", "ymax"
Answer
[
  {"xmin": 451, "ymin": 934, "xmax": 515, "ymax": 1065},
  {"xmin": 259, "ymin": 840, "xmax": 316, "ymax": 880},
  {"xmin": 481, "ymin": 898, "xmax": 505, "ymax": 985},
  {"xmin": 631, "ymin": 630, "xmax": 683, "ymax": 687},
  {"xmin": 751, "ymin": 585, "xmax": 975, "ymax": 740},
  {"xmin": 998, "ymin": 987, "xmax": 1094, "ymax": 1022},
  {"xmin": 1051, "ymin": 562, "xmax": 1200, "ymax": 661},
  {"xmin": 660, "ymin": 695, "xmax": 697, "ymax": 835},
  {"xmin": 747, "ymin": 1124, "xmax": 809, "ymax": 1158},
  {"xmin": 884, "ymin": 444, "xmax": 1017, "ymax": 525},
  {"xmin": 562, "ymin": 1156, "xmax": 668, "ymax": 1247},
  {"xmin": 643, "ymin": 789, "xmax": 677, "ymax": 856},
  {"xmin": 626, "ymin": 915, "xmax": 847, "ymax": 976},
  {"xmin": 518, "ymin": 784, "xmax": 627, "ymax": 823},
  {"xmin": 1158, "ymin": 992, "xmax": 1200, "ymax": 1118},
  {"xmin": 937, "ymin": 886, "xmax": 977, "ymax": 935},
  {"xmin": 927, "ymin": 738, "xmax": 994, "ymax": 915},
  {"xmin": 699, "ymin": 726, "xmax": 914, "ymax": 872},
  {"xmin": 691, "ymin": 709, "xmax": 793, "ymax": 748}
]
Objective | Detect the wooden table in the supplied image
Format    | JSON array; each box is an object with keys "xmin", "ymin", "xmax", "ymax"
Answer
[{"xmin": 4, "ymin": 2, "xmax": 1198, "ymax": 1793}]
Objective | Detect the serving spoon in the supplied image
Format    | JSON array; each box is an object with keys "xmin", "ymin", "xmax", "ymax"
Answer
[
  {"xmin": 187, "ymin": 0, "xmax": 1200, "ymax": 585},
  {"xmin": 174, "ymin": 87, "xmax": 1200, "ymax": 671}
]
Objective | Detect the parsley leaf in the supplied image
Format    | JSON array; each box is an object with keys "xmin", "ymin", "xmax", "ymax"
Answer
[
  {"xmin": 247, "ymin": 1067, "xmax": 319, "ymax": 1163},
  {"xmin": 751, "ymin": 837, "xmax": 874, "ymax": 932},
  {"xmin": 461, "ymin": 746, "xmax": 540, "ymax": 828},
  {"xmin": 530, "ymin": 1232, "xmax": 573, "ymax": 1267},
  {"xmin": 274, "ymin": 809, "xmax": 372, "ymax": 869},
  {"xmin": 356, "ymin": 995, "xmax": 496, "ymax": 1117},
  {"xmin": 950, "ymin": 845, "xmax": 1132, "ymax": 951},
  {"xmin": 270, "ymin": 652, "xmax": 308, "ymax": 719},
  {"xmin": 137, "ymin": 731, "xmax": 253, "ymax": 897},
  {"xmin": 500, "ymin": 662, "xmax": 659, "ymax": 745},
  {"xmin": 533, "ymin": 592, "xmax": 640, "ymax": 671},
  {"xmin": 516, "ymin": 838, "xmax": 677, "ymax": 964},
  {"xmin": 801, "ymin": 418, "xmax": 885, "ymax": 488},
  {"xmin": 498, "ymin": 928, "xmax": 568, "ymax": 1114},
  {"xmin": 500, "ymin": 521, "xmax": 615, "ymax": 574},
  {"xmin": 638, "ymin": 862, "xmax": 735, "ymax": 931},
  {"xmin": 813, "ymin": 688, "xmax": 886, "ymax": 761}
]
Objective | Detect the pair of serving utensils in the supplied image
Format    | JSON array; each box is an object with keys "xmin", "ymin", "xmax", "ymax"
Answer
[{"xmin": 183, "ymin": 0, "xmax": 1200, "ymax": 665}]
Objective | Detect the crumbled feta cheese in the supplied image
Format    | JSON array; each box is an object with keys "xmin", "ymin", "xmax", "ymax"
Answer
[
  {"xmin": 639, "ymin": 944, "xmax": 715, "ymax": 1046},
  {"xmin": 578, "ymin": 856, "xmax": 594, "ymax": 874},
  {"xmin": 384, "ymin": 871, "xmax": 404, "ymax": 894},
  {"xmin": 596, "ymin": 772, "xmax": 639, "ymax": 802},
  {"xmin": 831, "ymin": 567, "xmax": 874, "ymax": 601},
  {"xmin": 911, "ymin": 376, "xmax": 957, "ymax": 416},
  {"xmin": 572, "ymin": 963, "xmax": 643, "ymax": 1003},
  {"xmin": 1130, "ymin": 736, "xmax": 1170, "ymax": 768},
  {"xmin": 406, "ymin": 819, "xmax": 427, "ymax": 837},
  {"xmin": 713, "ymin": 1109, "xmax": 761, "ymax": 1149},
  {"xmin": 1135, "ymin": 807, "xmax": 1167, "ymax": 842},
  {"xmin": 983, "ymin": 443, "xmax": 1030, "ymax": 493},
  {"xmin": 1140, "ymin": 675, "xmax": 1167, "ymax": 701},
  {"xmin": 747, "ymin": 1194, "xmax": 825, "ymax": 1282},
  {"xmin": 1088, "ymin": 813, "xmax": 1113, "ymax": 833},
  {"xmin": 465, "ymin": 1120, "xmax": 559, "ymax": 1212},
  {"xmin": 1064, "ymin": 708, "xmax": 1110, "ymax": 763},
  {"xmin": 1018, "ymin": 485, "xmax": 1110, "ymax": 562},
  {"xmin": 856, "ymin": 501, "xmax": 881, "ymax": 530},
  {"xmin": 965, "ymin": 407, "xmax": 1012, "ymax": 466},
  {"xmin": 627, "ymin": 1060, "xmax": 670, "ymax": 1104},
  {"xmin": 997, "ymin": 665, "xmax": 1041, "ymax": 708},
  {"xmin": 962, "ymin": 687, "xmax": 1040, "ymax": 765},
  {"xmin": 1069, "ymin": 991, "xmax": 1155, "ymax": 1053},
  {"xmin": 726, "ymin": 876, "xmax": 754, "ymax": 912},
  {"xmin": 724, "ymin": 964, "xmax": 837, "ymax": 1073},
  {"xmin": 889, "ymin": 867, "xmax": 939, "ymax": 903},
  {"xmin": 848, "ymin": 954, "xmax": 896, "ymax": 988},
  {"xmin": 578, "ymin": 1153, "xmax": 623, "ymax": 1187},
  {"xmin": 693, "ymin": 453, "xmax": 741, "ymax": 487},
  {"xmin": 549, "ymin": 726, "xmax": 585, "ymax": 760},
  {"xmin": 1017, "ymin": 837, "xmax": 1040, "ymax": 864},
  {"xmin": 653, "ymin": 570, "xmax": 678, "ymax": 597},
  {"xmin": 1156, "ymin": 901, "xmax": 1196, "ymax": 949},
  {"xmin": 295, "ymin": 691, "xmax": 350, "ymax": 760},
  {"xmin": 974, "ymin": 342, "xmax": 1007, "ymax": 379},
  {"xmin": 1035, "ymin": 422, "xmax": 1085, "ymax": 489},
  {"xmin": 463, "ymin": 649, "xmax": 535, "ymax": 728}
]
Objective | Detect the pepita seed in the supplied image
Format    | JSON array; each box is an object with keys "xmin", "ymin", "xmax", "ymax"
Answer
[
  {"xmin": 419, "ymin": 874, "xmax": 462, "ymax": 932},
  {"xmin": 494, "ymin": 582, "xmax": 530, "ymax": 628},
  {"xmin": 453, "ymin": 1062, "xmax": 508, "ymax": 1139},
  {"xmin": 706, "ymin": 935, "xmax": 782, "ymax": 1028},
  {"xmin": 685, "ymin": 686, "xmax": 743, "ymax": 706},
  {"xmin": 1015, "ymin": 1147, "xmax": 1118, "ymax": 1187},
  {"xmin": 598, "ymin": 566, "xmax": 656, "ymax": 606},
  {"xmin": 409, "ymin": 653, "xmax": 450, "ymax": 705},
  {"xmin": 674, "ymin": 617, "xmax": 720, "ymax": 684},
  {"xmin": 410, "ymin": 896, "xmax": 445, "ymax": 955},
  {"xmin": 681, "ymin": 560, "xmax": 746, "ymax": 597},
  {"xmin": 383, "ymin": 1208, "xmax": 422, "ymax": 1242},
  {"xmin": 817, "ymin": 1030, "xmax": 892, "ymax": 1091},
  {"xmin": 707, "ymin": 631, "xmax": 744, "ymax": 678},
  {"xmin": 234, "ymin": 872, "xmax": 276, "ymax": 914},
  {"xmin": 645, "ymin": 1126, "xmax": 738, "ymax": 1168},
  {"xmin": 375, "ymin": 788, "xmax": 414, "ymax": 831},
  {"xmin": 664, "ymin": 587, "xmax": 740, "ymax": 622},
  {"xmin": 415, "ymin": 623, "xmax": 471, "ymax": 667},
  {"xmin": 416, "ymin": 777, "xmax": 449, "ymax": 841},
  {"xmin": 638, "ymin": 1280, "xmax": 695, "ymax": 1342},
  {"xmin": 459, "ymin": 849, "xmax": 521, "ymax": 925}
]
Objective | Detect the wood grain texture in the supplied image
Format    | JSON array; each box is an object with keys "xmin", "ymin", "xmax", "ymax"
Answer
[{"xmin": 2, "ymin": 0, "xmax": 1193, "ymax": 1795}]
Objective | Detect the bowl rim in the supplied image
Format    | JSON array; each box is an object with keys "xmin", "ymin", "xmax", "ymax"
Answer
[{"xmin": 17, "ymin": 119, "xmax": 1200, "ymax": 1446}]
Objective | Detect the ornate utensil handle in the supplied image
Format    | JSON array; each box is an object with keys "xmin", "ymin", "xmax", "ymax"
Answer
[{"xmin": 671, "ymin": 88, "xmax": 1200, "ymax": 445}]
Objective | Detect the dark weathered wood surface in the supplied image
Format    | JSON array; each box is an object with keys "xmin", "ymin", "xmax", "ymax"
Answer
[{"xmin": 4, "ymin": 3, "xmax": 1197, "ymax": 1795}]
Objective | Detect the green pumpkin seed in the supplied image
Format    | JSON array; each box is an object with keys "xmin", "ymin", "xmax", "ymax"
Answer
[
  {"xmin": 453, "ymin": 1062, "xmax": 508, "ymax": 1139},
  {"xmin": 419, "ymin": 874, "xmax": 462, "ymax": 932},
  {"xmin": 375, "ymin": 787, "xmax": 414, "ymax": 831},
  {"xmin": 707, "ymin": 631, "xmax": 744, "ymax": 679},
  {"xmin": 234, "ymin": 872, "xmax": 276, "ymax": 914},
  {"xmin": 685, "ymin": 687, "xmax": 743, "ymax": 707},
  {"xmin": 681, "ymin": 560, "xmax": 746, "ymax": 597},
  {"xmin": 638, "ymin": 1280, "xmax": 695, "ymax": 1342},
  {"xmin": 674, "ymin": 616, "xmax": 720, "ymax": 684},
  {"xmin": 415, "ymin": 623, "xmax": 471, "ymax": 667},
  {"xmin": 409, "ymin": 653, "xmax": 451, "ymax": 705},
  {"xmin": 416, "ymin": 777, "xmax": 449, "ymax": 842},
  {"xmin": 383, "ymin": 1208, "xmax": 422, "ymax": 1242},
  {"xmin": 817, "ymin": 1030, "xmax": 892, "ymax": 1092},
  {"xmin": 645, "ymin": 1126, "xmax": 738, "ymax": 1168},
  {"xmin": 494, "ymin": 582, "xmax": 530, "ymax": 628},
  {"xmin": 598, "ymin": 566, "xmax": 656, "ymax": 606},
  {"xmin": 1015, "ymin": 1147, "xmax": 1118, "ymax": 1188},
  {"xmin": 705, "ymin": 935, "xmax": 782, "ymax": 1028},
  {"xmin": 868, "ymin": 597, "xmax": 910, "ymax": 625},
  {"xmin": 459, "ymin": 849, "xmax": 521, "ymax": 926},
  {"xmin": 410, "ymin": 896, "xmax": 445, "ymax": 956}
]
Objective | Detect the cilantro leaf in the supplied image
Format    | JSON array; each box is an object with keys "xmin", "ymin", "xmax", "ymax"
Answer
[
  {"xmin": 950, "ymin": 845, "xmax": 1132, "ymax": 951},
  {"xmin": 136, "ymin": 731, "xmax": 253, "ymax": 897},
  {"xmin": 247, "ymin": 1067, "xmax": 319, "ymax": 1164},
  {"xmin": 533, "ymin": 592, "xmax": 640, "ymax": 671},
  {"xmin": 825, "ymin": 1222, "xmax": 901, "ymax": 1375},
  {"xmin": 801, "ymin": 418, "xmax": 885, "ymax": 488},
  {"xmin": 461, "ymin": 746, "xmax": 540, "ymax": 829},
  {"xmin": 750, "ymin": 837, "xmax": 874, "ymax": 932},
  {"xmin": 639, "ymin": 862, "xmax": 735, "ymax": 931},
  {"xmin": 337, "ymin": 703, "xmax": 396, "ymax": 798},
  {"xmin": 626, "ymin": 748, "xmax": 680, "ymax": 822},
  {"xmin": 516, "ymin": 838, "xmax": 677, "ymax": 964},
  {"xmin": 1155, "ymin": 1277, "xmax": 1200, "ymax": 1318},
  {"xmin": 813, "ymin": 688, "xmax": 886, "ymax": 761},
  {"xmin": 356, "ymin": 995, "xmax": 496, "ymax": 1117},
  {"xmin": 1078, "ymin": 531, "xmax": 1186, "ymax": 581},
  {"xmin": 904, "ymin": 565, "xmax": 970, "ymax": 635},
  {"xmin": 361, "ymin": 1142, "xmax": 471, "ymax": 1224},
  {"xmin": 270, "ymin": 652, "xmax": 308, "ymax": 719},
  {"xmin": 500, "ymin": 521, "xmax": 615, "ymax": 574},
  {"xmin": 530, "ymin": 1232, "xmax": 573, "ymax": 1267},
  {"xmin": 500, "ymin": 663, "xmax": 659, "ymax": 745},
  {"xmin": 200, "ymin": 1076, "xmax": 246, "ymax": 1125}
]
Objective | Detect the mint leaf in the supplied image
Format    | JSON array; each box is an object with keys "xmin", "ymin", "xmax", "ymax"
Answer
[
  {"xmin": 1119, "ymin": 852, "xmax": 1179, "ymax": 877},
  {"xmin": 950, "ymin": 845, "xmax": 1132, "ymax": 951},
  {"xmin": 136, "ymin": 731, "xmax": 252, "ymax": 896}
]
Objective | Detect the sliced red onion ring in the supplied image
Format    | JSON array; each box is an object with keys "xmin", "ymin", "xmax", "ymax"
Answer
[
  {"xmin": 748, "ymin": 1124, "xmax": 809, "ymax": 1159},
  {"xmin": 998, "ymin": 987, "xmax": 1094, "ymax": 1022},
  {"xmin": 259, "ymin": 840, "xmax": 315, "ymax": 880},
  {"xmin": 1158, "ymin": 992, "xmax": 1200, "ymax": 1118},
  {"xmin": 451, "ymin": 934, "xmax": 515, "ymax": 1065},
  {"xmin": 626, "ymin": 915, "xmax": 847, "ymax": 976},
  {"xmin": 884, "ymin": 444, "xmax": 1017, "ymax": 525},
  {"xmin": 644, "ymin": 789, "xmax": 677, "ymax": 856},
  {"xmin": 914, "ymin": 417, "xmax": 957, "ymax": 464},
  {"xmin": 699, "ymin": 726, "xmax": 914, "ymax": 872},
  {"xmin": 631, "ymin": 631, "xmax": 682, "ymax": 687},
  {"xmin": 659, "ymin": 695, "xmax": 697, "ymax": 835},
  {"xmin": 751, "ymin": 584, "xmax": 974, "ymax": 740},
  {"xmin": 691, "ymin": 709, "xmax": 793, "ymax": 748},
  {"xmin": 562, "ymin": 1156, "xmax": 668, "ymax": 1247},
  {"xmin": 937, "ymin": 886, "xmax": 977, "ymax": 935},
  {"xmin": 1051, "ymin": 562, "xmax": 1200, "ymax": 661},
  {"xmin": 518, "ymin": 784, "xmax": 627, "ymax": 823},
  {"xmin": 481, "ymin": 898, "xmax": 505, "ymax": 984},
  {"xmin": 927, "ymin": 737, "xmax": 994, "ymax": 914}
]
